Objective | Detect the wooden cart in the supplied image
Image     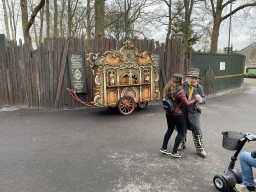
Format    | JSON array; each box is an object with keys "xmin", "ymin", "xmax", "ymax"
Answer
[{"xmin": 68, "ymin": 40, "xmax": 160, "ymax": 115}]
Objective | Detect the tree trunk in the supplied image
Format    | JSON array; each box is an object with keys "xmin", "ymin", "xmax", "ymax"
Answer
[
  {"xmin": 2, "ymin": 0, "xmax": 10, "ymax": 40},
  {"xmin": 86, "ymin": 0, "xmax": 92, "ymax": 39},
  {"xmin": 60, "ymin": 1, "xmax": 66, "ymax": 38},
  {"xmin": 209, "ymin": 0, "xmax": 256, "ymax": 53},
  {"xmin": 6, "ymin": 0, "xmax": 15, "ymax": 40},
  {"xmin": 20, "ymin": 0, "xmax": 29, "ymax": 42},
  {"xmin": 183, "ymin": 0, "xmax": 194, "ymax": 52},
  {"xmin": 46, "ymin": 0, "xmax": 49, "ymax": 39},
  {"xmin": 68, "ymin": 0, "xmax": 71, "ymax": 37},
  {"xmin": 30, "ymin": 2, "xmax": 38, "ymax": 47},
  {"xmin": 210, "ymin": 16, "xmax": 221, "ymax": 53},
  {"xmin": 39, "ymin": 7, "xmax": 44, "ymax": 45},
  {"xmin": 94, "ymin": 0, "xmax": 105, "ymax": 38},
  {"xmin": 20, "ymin": 0, "xmax": 45, "ymax": 48},
  {"xmin": 33, "ymin": 22, "xmax": 38, "ymax": 47},
  {"xmin": 54, "ymin": 0, "xmax": 58, "ymax": 37},
  {"xmin": 166, "ymin": 0, "xmax": 172, "ymax": 39},
  {"xmin": 10, "ymin": 0, "xmax": 19, "ymax": 40},
  {"xmin": 209, "ymin": 0, "xmax": 223, "ymax": 53}
]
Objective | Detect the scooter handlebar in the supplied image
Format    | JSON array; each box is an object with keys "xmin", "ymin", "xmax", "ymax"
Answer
[{"xmin": 244, "ymin": 133, "xmax": 256, "ymax": 141}]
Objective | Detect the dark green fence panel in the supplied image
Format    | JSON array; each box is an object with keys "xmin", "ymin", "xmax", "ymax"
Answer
[
  {"xmin": 191, "ymin": 53, "xmax": 245, "ymax": 92},
  {"xmin": 0, "ymin": 34, "xmax": 8, "ymax": 55}
]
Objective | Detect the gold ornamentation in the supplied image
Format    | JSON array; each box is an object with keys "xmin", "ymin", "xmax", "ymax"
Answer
[
  {"xmin": 107, "ymin": 88, "xmax": 118, "ymax": 105},
  {"xmin": 142, "ymin": 69, "xmax": 150, "ymax": 83},
  {"xmin": 85, "ymin": 53, "xmax": 99, "ymax": 67},
  {"xmin": 102, "ymin": 51, "xmax": 121, "ymax": 66},
  {"xmin": 142, "ymin": 86, "xmax": 150, "ymax": 101},
  {"xmin": 121, "ymin": 87, "xmax": 139, "ymax": 102},
  {"xmin": 91, "ymin": 40, "xmax": 160, "ymax": 108},
  {"xmin": 120, "ymin": 40, "xmax": 139, "ymax": 55},
  {"xmin": 95, "ymin": 73, "xmax": 100, "ymax": 86},
  {"xmin": 94, "ymin": 86, "xmax": 101, "ymax": 107},
  {"xmin": 137, "ymin": 51, "xmax": 153, "ymax": 65},
  {"xmin": 155, "ymin": 87, "xmax": 160, "ymax": 100},
  {"xmin": 123, "ymin": 40, "xmax": 135, "ymax": 49}
]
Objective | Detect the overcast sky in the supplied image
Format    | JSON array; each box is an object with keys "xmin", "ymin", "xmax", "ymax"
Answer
[{"xmin": 0, "ymin": 1, "xmax": 255, "ymax": 52}]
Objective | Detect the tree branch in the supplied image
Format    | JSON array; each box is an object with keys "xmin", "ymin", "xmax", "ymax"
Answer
[
  {"xmin": 24, "ymin": 0, "xmax": 45, "ymax": 37},
  {"xmin": 221, "ymin": 2, "xmax": 256, "ymax": 21},
  {"xmin": 209, "ymin": 0, "xmax": 216, "ymax": 18}
]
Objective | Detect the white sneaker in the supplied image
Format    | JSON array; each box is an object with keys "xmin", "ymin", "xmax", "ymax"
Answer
[
  {"xmin": 198, "ymin": 150, "xmax": 207, "ymax": 157},
  {"xmin": 235, "ymin": 184, "xmax": 250, "ymax": 192}
]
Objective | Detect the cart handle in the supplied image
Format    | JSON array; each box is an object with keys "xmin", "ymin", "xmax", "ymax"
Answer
[{"xmin": 67, "ymin": 88, "xmax": 94, "ymax": 107}]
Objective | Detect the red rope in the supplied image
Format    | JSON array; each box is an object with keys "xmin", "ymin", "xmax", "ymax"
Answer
[{"xmin": 67, "ymin": 88, "xmax": 94, "ymax": 107}]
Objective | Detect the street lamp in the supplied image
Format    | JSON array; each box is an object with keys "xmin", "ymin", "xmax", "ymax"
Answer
[
  {"xmin": 174, "ymin": 32, "xmax": 184, "ymax": 42},
  {"xmin": 228, "ymin": 2, "xmax": 232, "ymax": 54}
]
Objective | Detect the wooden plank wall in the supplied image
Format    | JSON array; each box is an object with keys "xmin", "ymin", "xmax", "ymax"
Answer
[
  {"xmin": 200, "ymin": 65, "xmax": 216, "ymax": 96},
  {"xmin": 0, "ymin": 36, "xmax": 191, "ymax": 109}
]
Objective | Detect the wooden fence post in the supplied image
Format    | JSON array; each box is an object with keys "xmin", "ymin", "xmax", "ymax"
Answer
[{"xmin": 54, "ymin": 40, "xmax": 70, "ymax": 109}]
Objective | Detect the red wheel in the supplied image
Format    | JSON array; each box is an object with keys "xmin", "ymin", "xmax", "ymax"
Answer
[
  {"xmin": 137, "ymin": 102, "xmax": 148, "ymax": 109},
  {"xmin": 118, "ymin": 96, "xmax": 135, "ymax": 115}
]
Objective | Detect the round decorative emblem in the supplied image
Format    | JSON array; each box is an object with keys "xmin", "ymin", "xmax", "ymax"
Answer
[
  {"xmin": 124, "ymin": 90, "xmax": 136, "ymax": 98},
  {"xmin": 121, "ymin": 87, "xmax": 139, "ymax": 102}
]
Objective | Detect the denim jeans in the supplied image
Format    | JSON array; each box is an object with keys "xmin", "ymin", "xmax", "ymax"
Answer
[
  {"xmin": 239, "ymin": 151, "xmax": 256, "ymax": 187},
  {"xmin": 162, "ymin": 113, "xmax": 186, "ymax": 153}
]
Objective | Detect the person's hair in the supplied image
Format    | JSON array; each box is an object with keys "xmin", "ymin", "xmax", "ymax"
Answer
[{"xmin": 163, "ymin": 74, "xmax": 183, "ymax": 98}]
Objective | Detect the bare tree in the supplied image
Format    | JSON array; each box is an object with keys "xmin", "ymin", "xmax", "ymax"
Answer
[
  {"xmin": 86, "ymin": 0, "xmax": 93, "ymax": 39},
  {"xmin": 68, "ymin": 0, "xmax": 71, "ymax": 37},
  {"xmin": 95, "ymin": 0, "xmax": 105, "ymax": 38},
  {"xmin": 45, "ymin": 0, "xmax": 49, "ymax": 38},
  {"xmin": 183, "ymin": 0, "xmax": 194, "ymax": 51},
  {"xmin": 39, "ymin": 5, "xmax": 44, "ymax": 44},
  {"xmin": 20, "ymin": 0, "xmax": 45, "ymax": 47},
  {"xmin": 2, "ymin": 0, "xmax": 11, "ymax": 39},
  {"xmin": 54, "ymin": 0, "xmax": 58, "ymax": 37},
  {"xmin": 1, "ymin": 0, "xmax": 20, "ymax": 40},
  {"xmin": 104, "ymin": 0, "xmax": 158, "ymax": 40},
  {"xmin": 194, "ymin": 22, "xmax": 212, "ymax": 52},
  {"xmin": 155, "ymin": 0, "xmax": 184, "ymax": 39},
  {"xmin": 59, "ymin": 0, "xmax": 66, "ymax": 38},
  {"xmin": 67, "ymin": 0, "xmax": 82, "ymax": 37},
  {"xmin": 208, "ymin": 0, "xmax": 256, "ymax": 53}
]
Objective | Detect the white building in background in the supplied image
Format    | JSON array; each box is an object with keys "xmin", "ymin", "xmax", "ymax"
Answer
[{"xmin": 240, "ymin": 42, "xmax": 256, "ymax": 73}]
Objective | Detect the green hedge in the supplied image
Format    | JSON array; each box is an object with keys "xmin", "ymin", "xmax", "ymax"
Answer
[{"xmin": 244, "ymin": 73, "xmax": 256, "ymax": 78}]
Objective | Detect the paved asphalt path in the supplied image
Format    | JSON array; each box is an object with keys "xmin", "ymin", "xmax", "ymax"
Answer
[{"xmin": 1, "ymin": 78, "xmax": 256, "ymax": 192}]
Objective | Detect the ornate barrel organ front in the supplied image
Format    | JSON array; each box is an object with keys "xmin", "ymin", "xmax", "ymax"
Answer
[{"xmin": 94, "ymin": 40, "xmax": 160, "ymax": 108}]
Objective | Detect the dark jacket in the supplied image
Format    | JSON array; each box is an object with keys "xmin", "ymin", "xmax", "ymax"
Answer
[
  {"xmin": 182, "ymin": 82, "xmax": 206, "ymax": 113},
  {"xmin": 166, "ymin": 89, "xmax": 198, "ymax": 115}
]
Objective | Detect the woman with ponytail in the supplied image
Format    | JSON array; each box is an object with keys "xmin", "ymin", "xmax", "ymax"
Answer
[{"xmin": 160, "ymin": 74, "xmax": 201, "ymax": 157}]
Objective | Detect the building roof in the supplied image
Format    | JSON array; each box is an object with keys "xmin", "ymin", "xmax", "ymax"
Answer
[{"xmin": 240, "ymin": 42, "xmax": 256, "ymax": 52}]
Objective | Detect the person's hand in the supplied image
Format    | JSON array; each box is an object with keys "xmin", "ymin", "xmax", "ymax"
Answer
[{"xmin": 195, "ymin": 94, "xmax": 201, "ymax": 101}]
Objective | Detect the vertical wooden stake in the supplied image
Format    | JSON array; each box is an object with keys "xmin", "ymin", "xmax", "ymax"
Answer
[{"xmin": 54, "ymin": 40, "xmax": 70, "ymax": 109}]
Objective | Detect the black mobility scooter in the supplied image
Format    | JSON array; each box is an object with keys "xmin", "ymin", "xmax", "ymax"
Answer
[{"xmin": 213, "ymin": 131, "xmax": 256, "ymax": 191}]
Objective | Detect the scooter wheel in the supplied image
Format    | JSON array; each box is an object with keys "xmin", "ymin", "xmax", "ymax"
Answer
[{"xmin": 213, "ymin": 175, "xmax": 228, "ymax": 191}]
